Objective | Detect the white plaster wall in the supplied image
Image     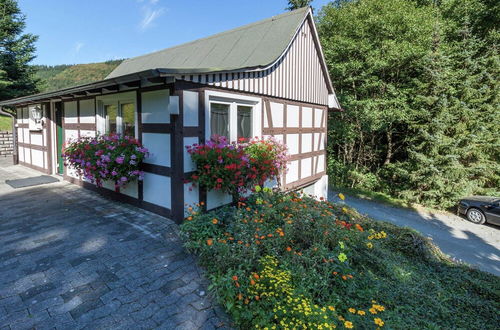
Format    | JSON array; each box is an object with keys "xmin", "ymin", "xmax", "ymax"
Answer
[
  {"xmin": 142, "ymin": 90, "xmax": 170, "ymax": 123},
  {"xmin": 143, "ymin": 173, "xmax": 171, "ymax": 209},
  {"xmin": 314, "ymin": 108, "xmax": 323, "ymax": 128},
  {"xmin": 302, "ymin": 107, "xmax": 313, "ymax": 128},
  {"xmin": 183, "ymin": 91, "xmax": 199, "ymax": 127},
  {"xmin": 270, "ymin": 102, "xmax": 283, "ymax": 127},
  {"xmin": 183, "ymin": 137, "xmax": 198, "ymax": 172},
  {"xmin": 287, "ymin": 105, "xmax": 299, "ymax": 127},
  {"xmin": 18, "ymin": 146, "xmax": 24, "ymax": 162},
  {"xmin": 79, "ymin": 99, "xmax": 95, "ymax": 124},
  {"xmin": 207, "ymin": 189, "xmax": 232, "ymax": 210},
  {"xmin": 23, "ymin": 128, "xmax": 30, "ymax": 143},
  {"xmin": 24, "ymin": 147, "xmax": 31, "ymax": 164},
  {"xmin": 287, "ymin": 134, "xmax": 299, "ymax": 155},
  {"xmin": 317, "ymin": 154, "xmax": 325, "ymax": 173},
  {"xmin": 313, "ymin": 133, "xmax": 320, "ymax": 151},
  {"xmin": 314, "ymin": 175, "xmax": 328, "ymax": 199},
  {"xmin": 80, "ymin": 130, "xmax": 96, "ymax": 137},
  {"xmin": 286, "ymin": 160, "xmax": 299, "ymax": 184},
  {"xmin": 18, "ymin": 128, "xmax": 24, "ymax": 143},
  {"xmin": 184, "ymin": 183, "xmax": 199, "ymax": 216},
  {"xmin": 302, "ymin": 133, "xmax": 312, "ymax": 153},
  {"xmin": 101, "ymin": 180, "xmax": 115, "ymax": 191},
  {"xmin": 319, "ymin": 133, "xmax": 325, "ymax": 150},
  {"xmin": 301, "ymin": 158, "xmax": 312, "ymax": 179},
  {"xmin": 64, "ymin": 129, "xmax": 79, "ymax": 144},
  {"xmin": 121, "ymin": 181, "xmax": 138, "ymax": 198},
  {"xmin": 30, "ymin": 133, "xmax": 43, "ymax": 146},
  {"xmin": 32, "ymin": 149, "xmax": 44, "ymax": 168},
  {"xmin": 64, "ymin": 101, "xmax": 78, "ymax": 124},
  {"xmin": 142, "ymin": 133, "xmax": 170, "ymax": 167}
]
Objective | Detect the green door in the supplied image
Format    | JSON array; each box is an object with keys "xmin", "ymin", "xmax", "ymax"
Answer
[{"xmin": 55, "ymin": 103, "xmax": 64, "ymax": 174}]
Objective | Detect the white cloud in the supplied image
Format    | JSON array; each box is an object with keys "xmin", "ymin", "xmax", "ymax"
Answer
[
  {"xmin": 74, "ymin": 42, "xmax": 84, "ymax": 54},
  {"xmin": 139, "ymin": 7, "xmax": 165, "ymax": 30}
]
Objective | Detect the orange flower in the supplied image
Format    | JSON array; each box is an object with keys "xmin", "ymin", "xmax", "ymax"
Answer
[
  {"xmin": 355, "ymin": 224, "xmax": 364, "ymax": 232},
  {"xmin": 232, "ymin": 275, "xmax": 238, "ymax": 281},
  {"xmin": 253, "ymin": 274, "xmax": 260, "ymax": 280},
  {"xmin": 212, "ymin": 218, "xmax": 218, "ymax": 224},
  {"xmin": 235, "ymin": 282, "xmax": 240, "ymax": 288},
  {"xmin": 244, "ymin": 299, "xmax": 249, "ymax": 304},
  {"xmin": 250, "ymin": 279, "xmax": 256, "ymax": 286},
  {"xmin": 286, "ymin": 246, "xmax": 292, "ymax": 252},
  {"xmin": 333, "ymin": 272, "xmax": 338, "ymax": 275},
  {"xmin": 237, "ymin": 293, "xmax": 243, "ymax": 300},
  {"xmin": 279, "ymin": 231, "xmax": 285, "ymax": 237},
  {"xmin": 267, "ymin": 233, "xmax": 273, "ymax": 237},
  {"xmin": 255, "ymin": 240, "xmax": 261, "ymax": 245},
  {"xmin": 206, "ymin": 239, "xmax": 213, "ymax": 246},
  {"xmin": 237, "ymin": 240, "xmax": 243, "ymax": 244},
  {"xmin": 342, "ymin": 275, "xmax": 347, "ymax": 280},
  {"xmin": 255, "ymin": 295, "xmax": 260, "ymax": 301},
  {"xmin": 186, "ymin": 216, "xmax": 193, "ymax": 221},
  {"xmin": 246, "ymin": 207, "xmax": 251, "ymax": 211}
]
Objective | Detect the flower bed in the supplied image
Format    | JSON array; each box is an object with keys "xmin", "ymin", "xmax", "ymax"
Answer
[
  {"xmin": 63, "ymin": 134, "xmax": 148, "ymax": 188},
  {"xmin": 186, "ymin": 136, "xmax": 288, "ymax": 199},
  {"xmin": 181, "ymin": 190, "xmax": 499, "ymax": 329}
]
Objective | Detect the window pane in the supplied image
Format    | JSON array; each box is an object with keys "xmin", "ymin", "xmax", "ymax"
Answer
[
  {"xmin": 237, "ymin": 105, "xmax": 252, "ymax": 139},
  {"xmin": 121, "ymin": 103, "xmax": 135, "ymax": 137},
  {"xmin": 210, "ymin": 103, "xmax": 229, "ymax": 138},
  {"xmin": 105, "ymin": 104, "xmax": 118, "ymax": 133}
]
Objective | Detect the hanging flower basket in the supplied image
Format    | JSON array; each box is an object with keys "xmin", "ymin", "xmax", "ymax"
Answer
[{"xmin": 63, "ymin": 134, "xmax": 149, "ymax": 188}]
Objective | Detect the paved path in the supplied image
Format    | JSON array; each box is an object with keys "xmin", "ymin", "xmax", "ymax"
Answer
[
  {"xmin": 0, "ymin": 158, "xmax": 230, "ymax": 329},
  {"xmin": 329, "ymin": 190, "xmax": 500, "ymax": 276}
]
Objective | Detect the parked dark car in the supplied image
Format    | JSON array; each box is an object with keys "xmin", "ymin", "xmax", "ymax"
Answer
[{"xmin": 458, "ymin": 196, "xmax": 500, "ymax": 225}]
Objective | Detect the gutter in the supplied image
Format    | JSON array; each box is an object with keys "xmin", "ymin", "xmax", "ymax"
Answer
[{"xmin": 0, "ymin": 106, "xmax": 17, "ymax": 165}]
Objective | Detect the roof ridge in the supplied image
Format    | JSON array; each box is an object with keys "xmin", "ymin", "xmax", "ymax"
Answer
[{"xmin": 121, "ymin": 7, "xmax": 309, "ymax": 64}]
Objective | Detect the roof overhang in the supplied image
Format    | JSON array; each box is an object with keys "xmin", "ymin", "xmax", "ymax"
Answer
[{"xmin": 0, "ymin": 69, "xmax": 175, "ymax": 108}]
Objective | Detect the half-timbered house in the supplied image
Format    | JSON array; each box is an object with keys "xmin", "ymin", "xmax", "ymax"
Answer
[{"xmin": 0, "ymin": 7, "xmax": 341, "ymax": 222}]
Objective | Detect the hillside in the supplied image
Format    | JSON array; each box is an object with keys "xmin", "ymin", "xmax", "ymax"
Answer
[{"xmin": 34, "ymin": 60, "xmax": 123, "ymax": 93}]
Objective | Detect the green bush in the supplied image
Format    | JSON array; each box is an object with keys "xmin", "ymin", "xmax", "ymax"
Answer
[{"xmin": 181, "ymin": 190, "xmax": 499, "ymax": 329}]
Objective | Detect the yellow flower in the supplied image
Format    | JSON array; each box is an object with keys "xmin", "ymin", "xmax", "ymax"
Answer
[
  {"xmin": 328, "ymin": 306, "xmax": 335, "ymax": 311},
  {"xmin": 357, "ymin": 310, "xmax": 365, "ymax": 316},
  {"xmin": 344, "ymin": 321, "xmax": 354, "ymax": 328},
  {"xmin": 374, "ymin": 318, "xmax": 384, "ymax": 327},
  {"xmin": 348, "ymin": 308, "xmax": 356, "ymax": 314},
  {"xmin": 342, "ymin": 207, "xmax": 348, "ymax": 214},
  {"xmin": 366, "ymin": 242, "xmax": 373, "ymax": 249},
  {"xmin": 369, "ymin": 308, "xmax": 377, "ymax": 314},
  {"xmin": 338, "ymin": 193, "xmax": 345, "ymax": 200},
  {"xmin": 212, "ymin": 218, "xmax": 218, "ymax": 224}
]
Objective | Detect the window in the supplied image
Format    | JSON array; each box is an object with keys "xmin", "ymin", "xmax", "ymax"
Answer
[
  {"xmin": 237, "ymin": 105, "xmax": 252, "ymax": 139},
  {"xmin": 208, "ymin": 98, "xmax": 256, "ymax": 141},
  {"xmin": 98, "ymin": 94, "xmax": 136, "ymax": 137},
  {"xmin": 210, "ymin": 103, "xmax": 230, "ymax": 138}
]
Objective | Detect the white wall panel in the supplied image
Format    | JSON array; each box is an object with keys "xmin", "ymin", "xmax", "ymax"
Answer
[
  {"xmin": 313, "ymin": 133, "xmax": 320, "ymax": 151},
  {"xmin": 142, "ymin": 133, "xmax": 170, "ymax": 167},
  {"xmin": 287, "ymin": 105, "xmax": 299, "ymax": 127},
  {"xmin": 270, "ymin": 102, "xmax": 283, "ymax": 127},
  {"xmin": 18, "ymin": 146, "xmax": 24, "ymax": 162},
  {"xmin": 143, "ymin": 173, "xmax": 171, "ymax": 209},
  {"xmin": 184, "ymin": 183, "xmax": 199, "ymax": 216},
  {"xmin": 23, "ymin": 128, "xmax": 30, "ymax": 143},
  {"xmin": 183, "ymin": 91, "xmax": 199, "ymax": 127},
  {"xmin": 79, "ymin": 99, "xmax": 95, "ymax": 123},
  {"xmin": 64, "ymin": 129, "xmax": 79, "ymax": 143},
  {"xmin": 317, "ymin": 154, "xmax": 325, "ymax": 172},
  {"xmin": 24, "ymin": 147, "xmax": 31, "ymax": 164},
  {"xmin": 301, "ymin": 158, "xmax": 312, "ymax": 179},
  {"xmin": 314, "ymin": 108, "xmax": 323, "ymax": 128},
  {"xmin": 64, "ymin": 101, "xmax": 78, "ymax": 123},
  {"xmin": 287, "ymin": 134, "xmax": 299, "ymax": 155},
  {"xmin": 142, "ymin": 89, "xmax": 170, "ymax": 124},
  {"xmin": 302, "ymin": 133, "xmax": 312, "ymax": 153},
  {"xmin": 183, "ymin": 137, "xmax": 198, "ymax": 172},
  {"xmin": 302, "ymin": 107, "xmax": 313, "ymax": 128},
  {"xmin": 80, "ymin": 130, "xmax": 96, "ymax": 137},
  {"xmin": 30, "ymin": 133, "xmax": 43, "ymax": 146},
  {"xmin": 286, "ymin": 160, "xmax": 299, "ymax": 184},
  {"xmin": 121, "ymin": 181, "xmax": 138, "ymax": 198},
  {"xmin": 207, "ymin": 189, "xmax": 232, "ymax": 210},
  {"xmin": 32, "ymin": 149, "xmax": 44, "ymax": 168},
  {"xmin": 18, "ymin": 128, "xmax": 24, "ymax": 143}
]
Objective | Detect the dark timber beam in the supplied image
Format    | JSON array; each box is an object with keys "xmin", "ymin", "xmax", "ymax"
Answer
[{"xmin": 123, "ymin": 80, "xmax": 141, "ymax": 88}]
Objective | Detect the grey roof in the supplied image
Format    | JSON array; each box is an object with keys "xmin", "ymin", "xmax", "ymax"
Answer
[{"xmin": 106, "ymin": 7, "xmax": 309, "ymax": 79}]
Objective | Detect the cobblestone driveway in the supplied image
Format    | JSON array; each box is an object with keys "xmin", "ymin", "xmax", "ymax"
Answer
[{"xmin": 0, "ymin": 159, "xmax": 229, "ymax": 329}]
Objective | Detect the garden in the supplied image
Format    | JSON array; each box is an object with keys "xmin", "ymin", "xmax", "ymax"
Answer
[{"xmin": 181, "ymin": 137, "xmax": 499, "ymax": 329}]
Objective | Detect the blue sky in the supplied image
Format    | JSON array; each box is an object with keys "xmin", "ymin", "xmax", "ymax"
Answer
[{"xmin": 19, "ymin": 0, "xmax": 331, "ymax": 66}]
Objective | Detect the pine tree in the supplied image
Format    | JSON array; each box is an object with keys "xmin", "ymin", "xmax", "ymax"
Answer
[
  {"xmin": 286, "ymin": 0, "xmax": 312, "ymax": 11},
  {"xmin": 0, "ymin": 0, "xmax": 39, "ymax": 101}
]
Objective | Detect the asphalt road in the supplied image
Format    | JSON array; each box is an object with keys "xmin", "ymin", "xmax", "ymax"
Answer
[{"xmin": 329, "ymin": 190, "xmax": 500, "ymax": 276}]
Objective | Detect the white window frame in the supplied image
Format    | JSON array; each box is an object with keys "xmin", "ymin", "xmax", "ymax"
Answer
[
  {"xmin": 204, "ymin": 90, "xmax": 262, "ymax": 142},
  {"xmin": 96, "ymin": 91, "xmax": 137, "ymax": 138}
]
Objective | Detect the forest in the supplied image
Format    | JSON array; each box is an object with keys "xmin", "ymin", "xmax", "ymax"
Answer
[{"xmin": 317, "ymin": 0, "xmax": 499, "ymax": 209}]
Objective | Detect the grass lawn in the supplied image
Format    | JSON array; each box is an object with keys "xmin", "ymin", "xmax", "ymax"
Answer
[
  {"xmin": 181, "ymin": 190, "xmax": 499, "ymax": 329},
  {"xmin": 0, "ymin": 115, "xmax": 11, "ymax": 131}
]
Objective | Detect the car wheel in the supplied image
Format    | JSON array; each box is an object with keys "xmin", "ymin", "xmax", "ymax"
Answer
[{"xmin": 466, "ymin": 208, "xmax": 486, "ymax": 224}]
